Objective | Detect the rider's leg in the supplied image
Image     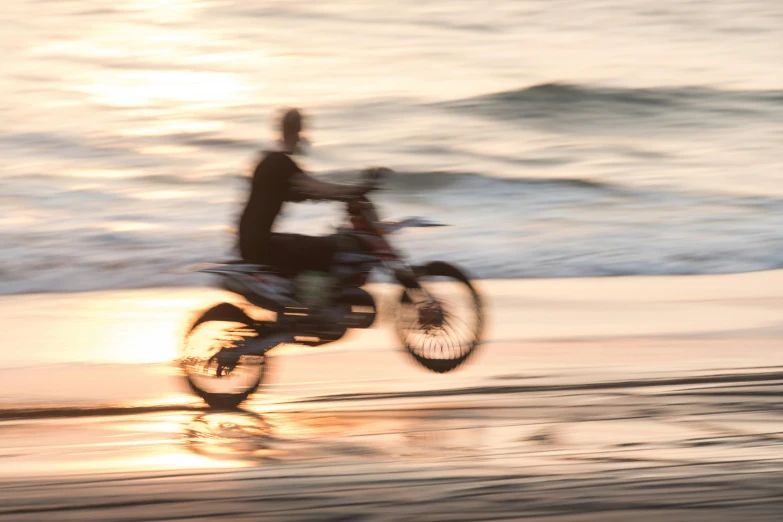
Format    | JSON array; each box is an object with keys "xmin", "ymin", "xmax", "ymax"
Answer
[
  {"xmin": 265, "ymin": 234, "xmax": 339, "ymax": 309},
  {"xmin": 234, "ymin": 235, "xmax": 326, "ymax": 311},
  {"xmin": 266, "ymin": 233, "xmax": 337, "ymax": 273}
]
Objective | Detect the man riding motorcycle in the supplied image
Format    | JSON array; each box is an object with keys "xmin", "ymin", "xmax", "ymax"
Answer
[{"xmin": 237, "ymin": 108, "xmax": 383, "ymax": 307}]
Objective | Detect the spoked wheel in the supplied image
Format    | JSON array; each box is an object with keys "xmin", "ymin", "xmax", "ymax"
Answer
[
  {"xmin": 181, "ymin": 303, "xmax": 270, "ymax": 409},
  {"xmin": 396, "ymin": 262, "xmax": 484, "ymax": 373}
]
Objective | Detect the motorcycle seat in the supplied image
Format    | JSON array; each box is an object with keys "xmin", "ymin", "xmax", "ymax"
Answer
[{"xmin": 216, "ymin": 260, "xmax": 298, "ymax": 278}]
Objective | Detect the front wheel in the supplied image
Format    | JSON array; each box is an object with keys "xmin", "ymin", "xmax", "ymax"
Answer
[
  {"xmin": 180, "ymin": 303, "xmax": 270, "ymax": 409},
  {"xmin": 396, "ymin": 262, "xmax": 485, "ymax": 373}
]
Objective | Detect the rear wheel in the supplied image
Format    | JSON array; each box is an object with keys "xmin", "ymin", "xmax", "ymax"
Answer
[
  {"xmin": 180, "ymin": 303, "xmax": 270, "ymax": 409},
  {"xmin": 396, "ymin": 262, "xmax": 484, "ymax": 373}
]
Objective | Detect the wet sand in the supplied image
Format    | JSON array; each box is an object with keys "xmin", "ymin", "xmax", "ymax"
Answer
[{"xmin": 1, "ymin": 272, "xmax": 783, "ymax": 520}]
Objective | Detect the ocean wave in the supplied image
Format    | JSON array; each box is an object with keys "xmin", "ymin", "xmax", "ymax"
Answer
[
  {"xmin": 2, "ymin": 168, "xmax": 783, "ymax": 295},
  {"xmin": 323, "ymin": 169, "xmax": 615, "ymax": 193},
  {"xmin": 1, "ymin": 172, "xmax": 242, "ymax": 188},
  {"xmin": 129, "ymin": 173, "xmax": 242, "ymax": 186},
  {"xmin": 440, "ymin": 82, "xmax": 783, "ymax": 122}
]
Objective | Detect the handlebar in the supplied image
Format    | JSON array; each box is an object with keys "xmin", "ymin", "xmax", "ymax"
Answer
[{"xmin": 345, "ymin": 167, "xmax": 392, "ymax": 223}]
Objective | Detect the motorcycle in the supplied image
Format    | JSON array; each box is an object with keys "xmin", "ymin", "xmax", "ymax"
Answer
[{"xmin": 180, "ymin": 169, "xmax": 485, "ymax": 408}]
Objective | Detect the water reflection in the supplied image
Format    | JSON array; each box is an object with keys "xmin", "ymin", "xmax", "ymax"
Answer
[
  {"xmin": 181, "ymin": 407, "xmax": 489, "ymax": 465},
  {"xmin": 184, "ymin": 409, "xmax": 282, "ymax": 462}
]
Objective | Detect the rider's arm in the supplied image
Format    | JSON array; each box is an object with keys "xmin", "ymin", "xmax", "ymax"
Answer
[{"xmin": 289, "ymin": 172, "xmax": 368, "ymax": 202}]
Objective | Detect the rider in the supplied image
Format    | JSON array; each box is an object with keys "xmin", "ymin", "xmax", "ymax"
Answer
[{"xmin": 238, "ymin": 108, "xmax": 374, "ymax": 278}]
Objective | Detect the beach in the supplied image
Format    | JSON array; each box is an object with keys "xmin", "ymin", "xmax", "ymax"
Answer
[
  {"xmin": 1, "ymin": 271, "xmax": 782, "ymax": 520},
  {"xmin": 4, "ymin": 0, "xmax": 783, "ymax": 519}
]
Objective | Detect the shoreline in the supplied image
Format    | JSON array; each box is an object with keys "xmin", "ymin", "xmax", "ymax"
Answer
[
  {"xmin": 3, "ymin": 266, "xmax": 783, "ymax": 298},
  {"xmin": 3, "ymin": 364, "xmax": 783, "ymax": 422},
  {"xmin": 0, "ymin": 269, "xmax": 781, "ymax": 410},
  {"xmin": 1, "ymin": 270, "xmax": 782, "ymax": 520}
]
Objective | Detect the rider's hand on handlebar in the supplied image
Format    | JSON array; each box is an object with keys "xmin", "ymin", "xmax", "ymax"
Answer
[{"xmin": 340, "ymin": 167, "xmax": 392, "ymax": 202}]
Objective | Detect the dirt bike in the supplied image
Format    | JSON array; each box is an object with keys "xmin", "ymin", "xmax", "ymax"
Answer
[{"xmin": 180, "ymin": 170, "xmax": 484, "ymax": 408}]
